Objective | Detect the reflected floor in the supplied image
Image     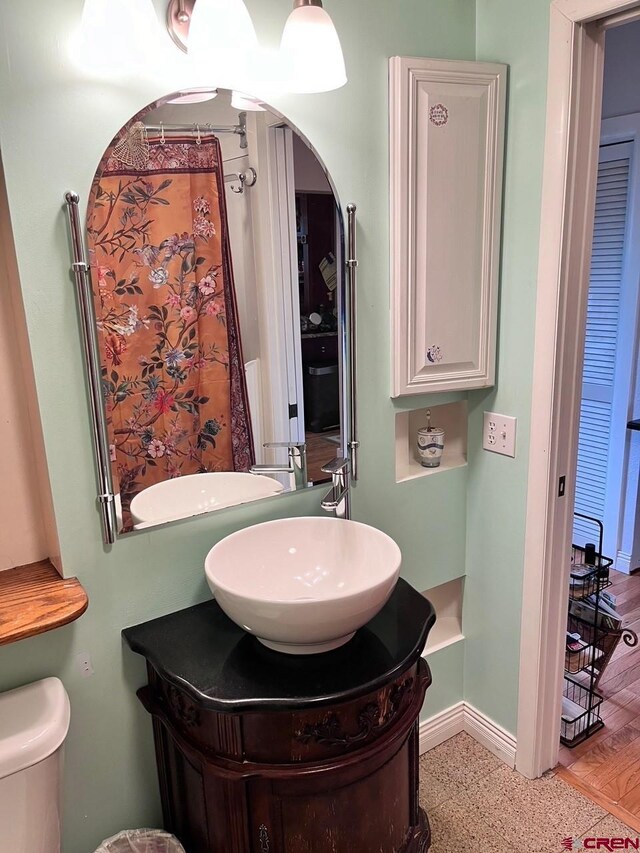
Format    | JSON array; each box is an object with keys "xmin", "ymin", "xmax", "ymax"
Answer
[{"xmin": 306, "ymin": 430, "xmax": 340, "ymax": 485}]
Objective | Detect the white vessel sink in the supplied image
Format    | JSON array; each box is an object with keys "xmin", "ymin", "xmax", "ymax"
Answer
[
  {"xmin": 130, "ymin": 472, "xmax": 284, "ymax": 528},
  {"xmin": 204, "ymin": 517, "xmax": 402, "ymax": 654}
]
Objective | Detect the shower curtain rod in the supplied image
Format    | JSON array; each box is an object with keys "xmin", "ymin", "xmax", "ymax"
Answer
[
  {"xmin": 144, "ymin": 111, "xmax": 248, "ymax": 149},
  {"xmin": 145, "ymin": 123, "xmax": 241, "ymax": 135}
]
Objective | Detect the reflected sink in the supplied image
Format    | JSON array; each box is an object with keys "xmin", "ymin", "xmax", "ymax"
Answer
[
  {"xmin": 130, "ymin": 472, "xmax": 284, "ymax": 529},
  {"xmin": 204, "ymin": 517, "xmax": 402, "ymax": 654}
]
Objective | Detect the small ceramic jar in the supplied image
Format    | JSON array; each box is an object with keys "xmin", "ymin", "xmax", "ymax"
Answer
[{"xmin": 417, "ymin": 410, "xmax": 445, "ymax": 468}]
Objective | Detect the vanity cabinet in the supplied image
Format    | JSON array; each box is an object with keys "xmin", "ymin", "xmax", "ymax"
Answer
[
  {"xmin": 124, "ymin": 579, "xmax": 435, "ymax": 853},
  {"xmin": 389, "ymin": 57, "xmax": 507, "ymax": 397}
]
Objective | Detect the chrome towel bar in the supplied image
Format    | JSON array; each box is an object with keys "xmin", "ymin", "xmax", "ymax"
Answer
[
  {"xmin": 346, "ymin": 203, "xmax": 359, "ymax": 482},
  {"xmin": 64, "ymin": 191, "xmax": 117, "ymax": 545}
]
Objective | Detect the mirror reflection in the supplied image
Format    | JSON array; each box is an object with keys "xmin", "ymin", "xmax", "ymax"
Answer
[{"xmin": 87, "ymin": 89, "xmax": 343, "ymax": 534}]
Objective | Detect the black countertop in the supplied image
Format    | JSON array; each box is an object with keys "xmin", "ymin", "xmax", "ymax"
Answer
[{"xmin": 123, "ymin": 578, "xmax": 435, "ymax": 713}]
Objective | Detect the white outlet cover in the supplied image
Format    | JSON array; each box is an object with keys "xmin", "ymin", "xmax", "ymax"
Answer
[{"xmin": 483, "ymin": 411, "xmax": 517, "ymax": 458}]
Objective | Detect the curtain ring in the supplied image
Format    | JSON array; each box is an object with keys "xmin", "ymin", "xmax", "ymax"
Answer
[{"xmin": 195, "ymin": 124, "xmax": 202, "ymax": 145}]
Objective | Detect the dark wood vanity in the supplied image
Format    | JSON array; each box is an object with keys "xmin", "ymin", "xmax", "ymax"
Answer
[{"xmin": 123, "ymin": 579, "xmax": 435, "ymax": 853}]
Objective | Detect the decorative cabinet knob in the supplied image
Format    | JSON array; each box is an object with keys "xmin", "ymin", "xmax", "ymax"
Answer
[{"xmin": 258, "ymin": 823, "xmax": 270, "ymax": 852}]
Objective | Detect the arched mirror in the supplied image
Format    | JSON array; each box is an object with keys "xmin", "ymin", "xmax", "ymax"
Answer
[{"xmin": 66, "ymin": 88, "xmax": 356, "ymax": 539}]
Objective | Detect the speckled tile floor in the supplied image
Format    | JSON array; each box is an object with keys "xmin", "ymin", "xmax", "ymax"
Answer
[{"xmin": 419, "ymin": 733, "xmax": 636, "ymax": 852}]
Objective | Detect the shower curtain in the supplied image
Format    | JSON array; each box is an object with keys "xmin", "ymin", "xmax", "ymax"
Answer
[{"xmin": 87, "ymin": 133, "xmax": 254, "ymax": 524}]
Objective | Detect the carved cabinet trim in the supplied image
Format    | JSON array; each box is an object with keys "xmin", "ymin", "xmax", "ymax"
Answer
[{"xmin": 296, "ymin": 676, "xmax": 415, "ymax": 748}]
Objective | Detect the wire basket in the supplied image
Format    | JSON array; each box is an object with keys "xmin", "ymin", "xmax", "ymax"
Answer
[
  {"xmin": 569, "ymin": 545, "xmax": 612, "ymax": 600},
  {"xmin": 560, "ymin": 675, "xmax": 603, "ymax": 747},
  {"xmin": 566, "ymin": 611, "xmax": 638, "ymax": 688},
  {"xmin": 94, "ymin": 830, "xmax": 186, "ymax": 853}
]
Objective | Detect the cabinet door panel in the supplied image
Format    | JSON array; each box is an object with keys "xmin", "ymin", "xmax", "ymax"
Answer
[
  {"xmin": 390, "ymin": 57, "xmax": 506, "ymax": 396},
  {"xmin": 153, "ymin": 719, "xmax": 211, "ymax": 853},
  {"xmin": 265, "ymin": 740, "xmax": 412, "ymax": 852}
]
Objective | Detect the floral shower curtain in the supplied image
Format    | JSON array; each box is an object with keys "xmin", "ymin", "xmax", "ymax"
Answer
[{"xmin": 87, "ymin": 132, "xmax": 254, "ymax": 526}]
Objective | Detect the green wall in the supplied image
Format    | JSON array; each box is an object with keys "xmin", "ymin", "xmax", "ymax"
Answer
[
  {"xmin": 463, "ymin": 0, "xmax": 550, "ymax": 732},
  {"xmin": 0, "ymin": 1, "xmax": 476, "ymax": 850}
]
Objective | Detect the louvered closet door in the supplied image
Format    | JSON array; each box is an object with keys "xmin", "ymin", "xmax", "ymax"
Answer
[{"xmin": 573, "ymin": 142, "xmax": 633, "ymax": 550}]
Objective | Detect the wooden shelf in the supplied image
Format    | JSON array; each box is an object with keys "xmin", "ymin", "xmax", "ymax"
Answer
[{"xmin": 0, "ymin": 559, "xmax": 88, "ymax": 646}]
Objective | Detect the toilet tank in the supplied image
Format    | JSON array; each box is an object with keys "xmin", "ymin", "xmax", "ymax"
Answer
[{"xmin": 0, "ymin": 677, "xmax": 70, "ymax": 853}]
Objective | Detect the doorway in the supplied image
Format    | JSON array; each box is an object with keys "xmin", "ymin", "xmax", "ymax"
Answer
[
  {"xmin": 517, "ymin": 0, "xmax": 640, "ymax": 788},
  {"xmin": 555, "ymin": 20, "xmax": 640, "ymax": 819},
  {"xmin": 573, "ymin": 21, "xmax": 640, "ymax": 570},
  {"xmin": 291, "ymin": 135, "xmax": 340, "ymax": 484}
]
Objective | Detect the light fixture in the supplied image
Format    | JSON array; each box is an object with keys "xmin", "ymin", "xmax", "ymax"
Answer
[
  {"xmin": 166, "ymin": 0, "xmax": 195, "ymax": 52},
  {"xmin": 167, "ymin": 88, "xmax": 219, "ymax": 104},
  {"xmin": 171, "ymin": 0, "xmax": 258, "ymax": 91},
  {"xmin": 71, "ymin": 0, "xmax": 163, "ymax": 76},
  {"xmin": 231, "ymin": 91, "xmax": 266, "ymax": 112},
  {"xmin": 71, "ymin": 0, "xmax": 348, "ymax": 94},
  {"xmin": 280, "ymin": 0, "xmax": 347, "ymax": 94}
]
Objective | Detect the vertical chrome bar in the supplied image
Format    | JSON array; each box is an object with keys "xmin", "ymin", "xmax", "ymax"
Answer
[
  {"xmin": 64, "ymin": 191, "xmax": 117, "ymax": 545},
  {"xmin": 346, "ymin": 203, "xmax": 359, "ymax": 483},
  {"xmin": 238, "ymin": 111, "xmax": 248, "ymax": 150}
]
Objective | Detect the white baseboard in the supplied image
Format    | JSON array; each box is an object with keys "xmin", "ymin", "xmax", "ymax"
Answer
[
  {"xmin": 419, "ymin": 701, "xmax": 517, "ymax": 768},
  {"xmin": 418, "ymin": 701, "xmax": 466, "ymax": 753},
  {"xmin": 615, "ymin": 551, "xmax": 632, "ymax": 574}
]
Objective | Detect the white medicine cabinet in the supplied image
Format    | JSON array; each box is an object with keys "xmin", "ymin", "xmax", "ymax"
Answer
[{"xmin": 390, "ymin": 57, "xmax": 507, "ymax": 397}]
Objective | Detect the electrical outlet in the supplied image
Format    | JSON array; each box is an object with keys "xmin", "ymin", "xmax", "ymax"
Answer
[
  {"xmin": 76, "ymin": 652, "xmax": 94, "ymax": 678},
  {"xmin": 483, "ymin": 411, "xmax": 517, "ymax": 457}
]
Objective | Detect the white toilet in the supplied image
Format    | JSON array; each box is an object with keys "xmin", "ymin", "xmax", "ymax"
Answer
[{"xmin": 0, "ymin": 677, "xmax": 70, "ymax": 853}]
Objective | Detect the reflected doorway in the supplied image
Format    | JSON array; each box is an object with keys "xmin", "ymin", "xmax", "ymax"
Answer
[{"xmin": 293, "ymin": 137, "xmax": 340, "ymax": 486}]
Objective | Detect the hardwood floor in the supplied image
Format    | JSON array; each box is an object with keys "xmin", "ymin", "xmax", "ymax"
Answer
[{"xmin": 560, "ymin": 567, "xmax": 640, "ymax": 818}]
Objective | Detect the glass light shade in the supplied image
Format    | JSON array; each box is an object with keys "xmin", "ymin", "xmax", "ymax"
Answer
[
  {"xmin": 167, "ymin": 88, "xmax": 219, "ymax": 104},
  {"xmin": 71, "ymin": 0, "xmax": 163, "ymax": 76},
  {"xmin": 280, "ymin": 4, "xmax": 347, "ymax": 94},
  {"xmin": 243, "ymin": 46, "xmax": 290, "ymax": 100},
  {"xmin": 188, "ymin": 0, "xmax": 259, "ymax": 91},
  {"xmin": 231, "ymin": 91, "xmax": 265, "ymax": 112}
]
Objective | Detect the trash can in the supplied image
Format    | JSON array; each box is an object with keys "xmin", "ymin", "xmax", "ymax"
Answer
[
  {"xmin": 94, "ymin": 829, "xmax": 186, "ymax": 853},
  {"xmin": 303, "ymin": 362, "xmax": 339, "ymax": 433}
]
